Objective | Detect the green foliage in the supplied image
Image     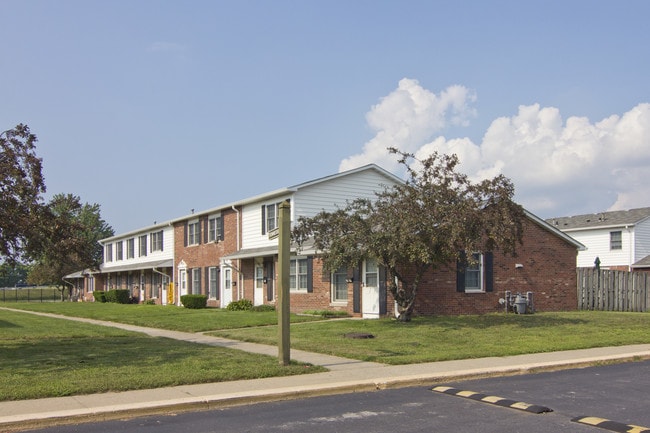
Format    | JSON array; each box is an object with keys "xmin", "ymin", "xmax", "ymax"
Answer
[
  {"xmin": 251, "ymin": 304, "xmax": 276, "ymax": 312},
  {"xmin": 105, "ymin": 289, "xmax": 130, "ymax": 304},
  {"xmin": 27, "ymin": 193, "xmax": 114, "ymax": 287},
  {"xmin": 226, "ymin": 299, "xmax": 253, "ymax": 311},
  {"xmin": 302, "ymin": 309, "xmax": 349, "ymax": 318},
  {"xmin": 0, "ymin": 124, "xmax": 46, "ymax": 263},
  {"xmin": 92, "ymin": 290, "xmax": 106, "ymax": 303},
  {"xmin": 180, "ymin": 294, "xmax": 208, "ymax": 309},
  {"xmin": 293, "ymin": 148, "xmax": 525, "ymax": 322},
  {"xmin": 0, "ymin": 262, "xmax": 29, "ymax": 287}
]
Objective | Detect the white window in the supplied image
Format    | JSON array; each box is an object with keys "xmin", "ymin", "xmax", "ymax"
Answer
[
  {"xmin": 465, "ymin": 253, "xmax": 483, "ymax": 292},
  {"xmin": 188, "ymin": 220, "xmax": 200, "ymax": 245},
  {"xmin": 139, "ymin": 235, "xmax": 147, "ymax": 257},
  {"xmin": 610, "ymin": 231, "xmax": 622, "ymax": 250},
  {"xmin": 115, "ymin": 241, "xmax": 123, "ymax": 261},
  {"xmin": 209, "ymin": 215, "xmax": 223, "ymax": 242},
  {"xmin": 151, "ymin": 231, "xmax": 163, "ymax": 252},
  {"xmin": 209, "ymin": 267, "xmax": 219, "ymax": 299},
  {"xmin": 192, "ymin": 268, "xmax": 201, "ymax": 294},
  {"xmin": 290, "ymin": 258, "xmax": 308, "ymax": 292},
  {"xmin": 365, "ymin": 258, "xmax": 378, "ymax": 288},
  {"xmin": 266, "ymin": 203, "xmax": 278, "ymax": 232},
  {"xmin": 105, "ymin": 244, "xmax": 113, "ymax": 262},
  {"xmin": 126, "ymin": 238, "xmax": 135, "ymax": 259},
  {"xmin": 331, "ymin": 267, "xmax": 348, "ymax": 302}
]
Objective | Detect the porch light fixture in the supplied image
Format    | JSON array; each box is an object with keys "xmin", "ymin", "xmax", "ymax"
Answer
[{"xmin": 345, "ymin": 277, "xmax": 354, "ymax": 283}]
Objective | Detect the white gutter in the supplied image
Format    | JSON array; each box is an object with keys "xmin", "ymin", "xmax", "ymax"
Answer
[{"xmin": 232, "ymin": 205, "xmax": 242, "ymax": 300}]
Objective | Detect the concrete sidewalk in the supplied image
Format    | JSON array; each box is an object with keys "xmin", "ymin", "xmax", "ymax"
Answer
[{"xmin": 2, "ymin": 309, "xmax": 650, "ymax": 432}]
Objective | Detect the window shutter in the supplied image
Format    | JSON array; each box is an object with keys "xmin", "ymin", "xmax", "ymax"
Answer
[
  {"xmin": 456, "ymin": 252, "xmax": 467, "ymax": 292},
  {"xmin": 378, "ymin": 265, "xmax": 387, "ymax": 315},
  {"xmin": 306, "ymin": 256, "xmax": 314, "ymax": 293},
  {"xmin": 204, "ymin": 218, "xmax": 209, "ymax": 244},
  {"xmin": 261, "ymin": 205, "xmax": 266, "ymax": 235},
  {"xmin": 184, "ymin": 222, "xmax": 188, "ymax": 247},
  {"xmin": 352, "ymin": 264, "xmax": 361, "ymax": 313},
  {"xmin": 484, "ymin": 252, "xmax": 494, "ymax": 292},
  {"xmin": 188, "ymin": 268, "xmax": 193, "ymax": 294}
]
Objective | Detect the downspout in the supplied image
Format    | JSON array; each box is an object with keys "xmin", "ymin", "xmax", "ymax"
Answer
[
  {"xmin": 232, "ymin": 205, "xmax": 242, "ymax": 299},
  {"xmin": 627, "ymin": 225, "xmax": 633, "ymax": 271}
]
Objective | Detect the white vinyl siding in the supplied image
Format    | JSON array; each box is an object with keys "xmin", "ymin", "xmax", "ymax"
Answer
[
  {"xmin": 101, "ymin": 226, "xmax": 174, "ymax": 271},
  {"xmin": 571, "ymin": 228, "xmax": 634, "ymax": 269}
]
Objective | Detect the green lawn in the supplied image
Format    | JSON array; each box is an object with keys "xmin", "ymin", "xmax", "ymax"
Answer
[
  {"xmin": 5, "ymin": 302, "xmax": 323, "ymax": 332},
  {"xmin": 210, "ymin": 310, "xmax": 650, "ymax": 364},
  {"xmin": 4, "ymin": 303, "xmax": 650, "ymax": 401},
  {"xmin": 0, "ymin": 308, "xmax": 324, "ymax": 401}
]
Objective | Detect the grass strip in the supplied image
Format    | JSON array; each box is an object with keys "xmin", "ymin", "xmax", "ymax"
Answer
[{"xmin": 0, "ymin": 309, "xmax": 324, "ymax": 401}]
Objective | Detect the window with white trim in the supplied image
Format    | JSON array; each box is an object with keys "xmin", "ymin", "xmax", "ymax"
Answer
[
  {"xmin": 151, "ymin": 231, "xmax": 163, "ymax": 252},
  {"xmin": 139, "ymin": 235, "xmax": 147, "ymax": 257},
  {"xmin": 209, "ymin": 267, "xmax": 219, "ymax": 299},
  {"xmin": 464, "ymin": 253, "xmax": 483, "ymax": 292},
  {"xmin": 126, "ymin": 238, "xmax": 135, "ymax": 259},
  {"xmin": 255, "ymin": 264, "xmax": 264, "ymax": 290},
  {"xmin": 331, "ymin": 267, "xmax": 348, "ymax": 302},
  {"xmin": 116, "ymin": 241, "xmax": 123, "ymax": 261},
  {"xmin": 209, "ymin": 215, "xmax": 223, "ymax": 242},
  {"xmin": 191, "ymin": 268, "xmax": 201, "ymax": 294},
  {"xmin": 289, "ymin": 258, "xmax": 308, "ymax": 292},
  {"xmin": 266, "ymin": 203, "xmax": 278, "ymax": 233},
  {"xmin": 188, "ymin": 220, "xmax": 200, "ymax": 245},
  {"xmin": 105, "ymin": 244, "xmax": 113, "ymax": 262},
  {"xmin": 610, "ymin": 231, "xmax": 622, "ymax": 250}
]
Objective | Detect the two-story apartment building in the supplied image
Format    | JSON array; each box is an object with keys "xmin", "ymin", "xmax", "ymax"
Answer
[
  {"xmin": 70, "ymin": 163, "xmax": 583, "ymax": 316},
  {"xmin": 547, "ymin": 207, "xmax": 650, "ymax": 271}
]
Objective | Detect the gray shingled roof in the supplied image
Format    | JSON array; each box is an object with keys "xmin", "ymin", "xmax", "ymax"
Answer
[
  {"xmin": 546, "ymin": 207, "xmax": 650, "ymax": 231},
  {"xmin": 632, "ymin": 254, "xmax": 650, "ymax": 268}
]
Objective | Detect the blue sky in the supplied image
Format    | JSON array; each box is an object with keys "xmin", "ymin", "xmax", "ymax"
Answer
[{"xmin": 2, "ymin": 0, "xmax": 649, "ymax": 234}]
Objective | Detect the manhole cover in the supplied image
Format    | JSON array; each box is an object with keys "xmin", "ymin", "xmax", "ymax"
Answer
[{"xmin": 344, "ymin": 332, "xmax": 375, "ymax": 339}]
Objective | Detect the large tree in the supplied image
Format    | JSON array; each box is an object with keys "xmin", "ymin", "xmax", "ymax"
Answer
[
  {"xmin": 293, "ymin": 148, "xmax": 525, "ymax": 321},
  {"xmin": 28, "ymin": 194, "xmax": 114, "ymax": 298},
  {"xmin": 0, "ymin": 124, "xmax": 46, "ymax": 262}
]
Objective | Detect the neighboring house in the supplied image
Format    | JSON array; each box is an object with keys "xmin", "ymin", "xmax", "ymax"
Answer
[
  {"xmin": 69, "ymin": 223, "xmax": 175, "ymax": 303},
  {"xmin": 546, "ymin": 207, "xmax": 650, "ymax": 271},
  {"xmin": 69, "ymin": 164, "xmax": 583, "ymax": 316}
]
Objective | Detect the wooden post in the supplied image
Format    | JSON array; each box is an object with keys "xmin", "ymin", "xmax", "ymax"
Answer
[{"xmin": 277, "ymin": 200, "xmax": 291, "ymax": 365}]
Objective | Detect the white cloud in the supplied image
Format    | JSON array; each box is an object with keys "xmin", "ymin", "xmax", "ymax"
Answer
[
  {"xmin": 339, "ymin": 78, "xmax": 476, "ymax": 173},
  {"xmin": 341, "ymin": 79, "xmax": 650, "ymax": 218}
]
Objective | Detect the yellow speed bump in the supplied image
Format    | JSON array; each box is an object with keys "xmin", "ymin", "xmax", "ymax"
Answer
[
  {"xmin": 572, "ymin": 416, "xmax": 650, "ymax": 432},
  {"xmin": 431, "ymin": 386, "xmax": 552, "ymax": 414}
]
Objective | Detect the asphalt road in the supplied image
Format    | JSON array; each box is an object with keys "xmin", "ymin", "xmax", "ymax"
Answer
[{"xmin": 24, "ymin": 360, "xmax": 650, "ymax": 433}]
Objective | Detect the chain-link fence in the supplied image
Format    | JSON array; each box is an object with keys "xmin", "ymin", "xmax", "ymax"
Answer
[{"xmin": 0, "ymin": 287, "xmax": 72, "ymax": 303}]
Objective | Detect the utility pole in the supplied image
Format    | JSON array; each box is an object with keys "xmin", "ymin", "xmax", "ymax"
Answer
[{"xmin": 277, "ymin": 200, "xmax": 291, "ymax": 365}]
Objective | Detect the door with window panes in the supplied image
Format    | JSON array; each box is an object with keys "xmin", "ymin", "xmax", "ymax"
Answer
[{"xmin": 362, "ymin": 258, "xmax": 380, "ymax": 318}]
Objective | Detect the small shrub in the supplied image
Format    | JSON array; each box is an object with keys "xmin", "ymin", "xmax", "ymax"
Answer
[
  {"xmin": 226, "ymin": 299, "xmax": 253, "ymax": 311},
  {"xmin": 181, "ymin": 294, "xmax": 208, "ymax": 309},
  {"xmin": 105, "ymin": 289, "xmax": 131, "ymax": 304},
  {"xmin": 92, "ymin": 291, "xmax": 106, "ymax": 303},
  {"xmin": 251, "ymin": 304, "xmax": 276, "ymax": 312},
  {"xmin": 144, "ymin": 299, "xmax": 156, "ymax": 305}
]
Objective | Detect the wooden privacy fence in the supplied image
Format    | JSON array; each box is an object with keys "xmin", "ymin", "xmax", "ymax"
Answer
[{"xmin": 577, "ymin": 268, "xmax": 649, "ymax": 312}]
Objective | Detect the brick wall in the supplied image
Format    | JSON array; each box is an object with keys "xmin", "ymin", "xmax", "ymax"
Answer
[{"xmin": 412, "ymin": 218, "xmax": 578, "ymax": 315}]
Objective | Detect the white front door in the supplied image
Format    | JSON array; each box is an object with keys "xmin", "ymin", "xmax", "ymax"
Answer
[
  {"xmin": 178, "ymin": 268, "xmax": 187, "ymax": 306},
  {"xmin": 254, "ymin": 263, "xmax": 264, "ymax": 306},
  {"xmin": 222, "ymin": 267, "xmax": 233, "ymax": 307},
  {"xmin": 362, "ymin": 258, "xmax": 380, "ymax": 319}
]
